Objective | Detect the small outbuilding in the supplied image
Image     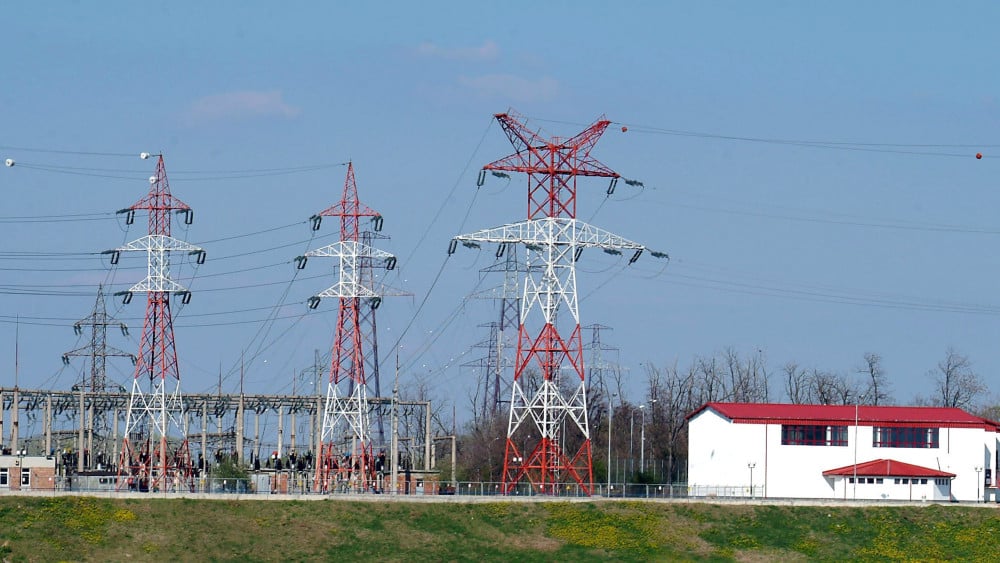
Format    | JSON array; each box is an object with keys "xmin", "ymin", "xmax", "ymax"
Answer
[
  {"xmin": 822, "ymin": 458, "xmax": 954, "ymax": 501},
  {"xmin": 0, "ymin": 454, "xmax": 58, "ymax": 491}
]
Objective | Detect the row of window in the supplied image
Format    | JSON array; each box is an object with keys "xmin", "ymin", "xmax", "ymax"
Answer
[
  {"xmin": 781, "ymin": 425, "xmax": 940, "ymax": 448},
  {"xmin": 0, "ymin": 467, "xmax": 30, "ymax": 486},
  {"xmin": 846, "ymin": 477, "xmax": 948, "ymax": 486}
]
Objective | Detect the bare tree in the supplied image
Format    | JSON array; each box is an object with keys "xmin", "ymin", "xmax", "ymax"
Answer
[
  {"xmin": 783, "ymin": 362, "xmax": 810, "ymax": 403},
  {"xmin": 645, "ymin": 362, "xmax": 698, "ymax": 483},
  {"xmin": 930, "ymin": 348, "xmax": 985, "ymax": 409},
  {"xmin": 693, "ymin": 355, "xmax": 725, "ymax": 403},
  {"xmin": 808, "ymin": 369, "xmax": 856, "ymax": 405},
  {"xmin": 723, "ymin": 347, "xmax": 770, "ymax": 403},
  {"xmin": 858, "ymin": 352, "xmax": 891, "ymax": 406}
]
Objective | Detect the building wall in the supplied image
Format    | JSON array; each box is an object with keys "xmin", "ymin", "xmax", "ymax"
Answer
[
  {"xmin": 0, "ymin": 456, "xmax": 57, "ymax": 491},
  {"xmin": 828, "ymin": 476, "xmax": 950, "ymax": 501},
  {"xmin": 688, "ymin": 408, "xmax": 997, "ymax": 501}
]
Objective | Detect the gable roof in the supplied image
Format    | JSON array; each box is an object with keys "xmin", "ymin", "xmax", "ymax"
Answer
[
  {"xmin": 687, "ymin": 402, "xmax": 1000, "ymax": 430},
  {"xmin": 822, "ymin": 459, "xmax": 955, "ymax": 479}
]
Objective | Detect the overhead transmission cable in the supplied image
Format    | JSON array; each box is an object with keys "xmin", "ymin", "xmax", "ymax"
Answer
[
  {"xmin": 528, "ymin": 115, "xmax": 998, "ymax": 158},
  {"xmin": 381, "ymin": 118, "xmax": 494, "ymax": 374}
]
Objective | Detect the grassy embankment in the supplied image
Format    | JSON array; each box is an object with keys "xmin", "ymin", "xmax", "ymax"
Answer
[{"xmin": 1, "ymin": 496, "xmax": 999, "ymax": 561}]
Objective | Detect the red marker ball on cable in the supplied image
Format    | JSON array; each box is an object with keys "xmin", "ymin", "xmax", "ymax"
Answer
[
  {"xmin": 621, "ymin": 126, "xmax": 628, "ymax": 133},
  {"xmin": 976, "ymin": 152, "xmax": 983, "ymax": 159}
]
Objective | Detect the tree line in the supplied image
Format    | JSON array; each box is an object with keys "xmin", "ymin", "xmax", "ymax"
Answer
[{"xmin": 448, "ymin": 346, "xmax": 994, "ymax": 484}]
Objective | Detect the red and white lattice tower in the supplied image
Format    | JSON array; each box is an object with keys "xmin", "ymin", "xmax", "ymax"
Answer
[
  {"xmin": 111, "ymin": 154, "xmax": 205, "ymax": 492},
  {"xmin": 302, "ymin": 162, "xmax": 397, "ymax": 493},
  {"xmin": 454, "ymin": 111, "xmax": 657, "ymax": 495}
]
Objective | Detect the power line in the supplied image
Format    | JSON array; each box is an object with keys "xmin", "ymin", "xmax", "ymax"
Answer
[
  {"xmin": 0, "ymin": 145, "xmax": 135, "ymax": 157},
  {"xmin": 529, "ymin": 115, "xmax": 997, "ymax": 158}
]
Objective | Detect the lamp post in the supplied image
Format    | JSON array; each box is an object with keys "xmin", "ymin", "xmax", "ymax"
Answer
[
  {"xmin": 606, "ymin": 394, "xmax": 616, "ymax": 496},
  {"xmin": 853, "ymin": 394, "xmax": 866, "ymax": 500},
  {"xmin": 639, "ymin": 405, "xmax": 646, "ymax": 474},
  {"xmin": 748, "ymin": 462, "xmax": 756, "ymax": 498},
  {"xmin": 16, "ymin": 448, "xmax": 27, "ymax": 490},
  {"xmin": 975, "ymin": 466, "xmax": 983, "ymax": 503},
  {"xmin": 629, "ymin": 411, "xmax": 634, "ymax": 477}
]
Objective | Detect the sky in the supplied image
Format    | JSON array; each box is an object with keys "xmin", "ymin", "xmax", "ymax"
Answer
[{"xmin": 2, "ymin": 2, "xmax": 1000, "ymax": 426}]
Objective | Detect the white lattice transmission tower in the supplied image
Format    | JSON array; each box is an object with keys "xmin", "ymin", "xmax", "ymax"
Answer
[{"xmin": 109, "ymin": 154, "xmax": 205, "ymax": 492}]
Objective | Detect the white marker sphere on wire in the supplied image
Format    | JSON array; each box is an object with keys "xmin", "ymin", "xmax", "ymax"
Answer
[
  {"xmin": 149, "ymin": 176, "xmax": 157, "ymax": 184},
  {"xmin": 4, "ymin": 158, "xmax": 13, "ymax": 167},
  {"xmin": 140, "ymin": 152, "xmax": 150, "ymax": 160}
]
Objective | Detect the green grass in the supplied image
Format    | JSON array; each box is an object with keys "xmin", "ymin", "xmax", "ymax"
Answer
[{"xmin": 1, "ymin": 497, "xmax": 999, "ymax": 561}]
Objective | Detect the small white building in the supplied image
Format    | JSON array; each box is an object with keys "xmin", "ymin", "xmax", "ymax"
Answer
[
  {"xmin": 822, "ymin": 458, "xmax": 953, "ymax": 501},
  {"xmin": 687, "ymin": 402, "xmax": 1000, "ymax": 501}
]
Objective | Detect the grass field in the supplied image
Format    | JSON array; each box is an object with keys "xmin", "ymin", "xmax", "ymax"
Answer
[{"xmin": 1, "ymin": 496, "xmax": 999, "ymax": 561}]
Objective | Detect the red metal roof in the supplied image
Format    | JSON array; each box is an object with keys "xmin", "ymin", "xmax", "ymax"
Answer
[
  {"xmin": 687, "ymin": 402, "xmax": 1000, "ymax": 430},
  {"xmin": 822, "ymin": 459, "xmax": 955, "ymax": 478}
]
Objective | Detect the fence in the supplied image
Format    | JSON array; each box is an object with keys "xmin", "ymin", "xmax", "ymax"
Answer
[
  {"xmin": 44, "ymin": 475, "xmax": 693, "ymax": 498},
  {"xmin": 452, "ymin": 482, "xmax": 689, "ymax": 498}
]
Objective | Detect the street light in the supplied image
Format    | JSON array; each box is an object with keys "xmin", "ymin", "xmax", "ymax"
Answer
[
  {"xmin": 606, "ymin": 393, "xmax": 617, "ymax": 496},
  {"xmin": 975, "ymin": 466, "xmax": 983, "ymax": 503},
  {"xmin": 639, "ymin": 405, "xmax": 646, "ymax": 474},
  {"xmin": 629, "ymin": 410, "xmax": 635, "ymax": 476},
  {"xmin": 16, "ymin": 449, "xmax": 27, "ymax": 489},
  {"xmin": 748, "ymin": 462, "xmax": 756, "ymax": 498},
  {"xmin": 853, "ymin": 394, "xmax": 867, "ymax": 500}
]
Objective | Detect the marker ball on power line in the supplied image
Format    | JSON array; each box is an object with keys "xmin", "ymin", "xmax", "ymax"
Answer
[
  {"xmin": 976, "ymin": 152, "xmax": 983, "ymax": 159},
  {"xmin": 4, "ymin": 158, "xmax": 13, "ymax": 167},
  {"xmin": 140, "ymin": 152, "xmax": 150, "ymax": 160},
  {"xmin": 621, "ymin": 126, "xmax": 628, "ymax": 132}
]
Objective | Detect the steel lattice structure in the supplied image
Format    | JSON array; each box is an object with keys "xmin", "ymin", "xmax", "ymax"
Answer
[
  {"xmin": 62, "ymin": 286, "xmax": 135, "ymax": 468},
  {"xmin": 301, "ymin": 162, "xmax": 398, "ymax": 493},
  {"xmin": 454, "ymin": 111, "xmax": 663, "ymax": 495},
  {"xmin": 62, "ymin": 285, "xmax": 135, "ymax": 394},
  {"xmin": 110, "ymin": 154, "xmax": 205, "ymax": 492},
  {"xmin": 463, "ymin": 246, "xmax": 523, "ymax": 421}
]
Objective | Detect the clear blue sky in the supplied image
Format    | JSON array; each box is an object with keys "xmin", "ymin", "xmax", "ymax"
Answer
[{"xmin": 2, "ymin": 2, "xmax": 1000, "ymax": 421}]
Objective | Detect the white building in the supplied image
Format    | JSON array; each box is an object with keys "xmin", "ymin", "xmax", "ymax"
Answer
[{"xmin": 687, "ymin": 402, "xmax": 1000, "ymax": 502}]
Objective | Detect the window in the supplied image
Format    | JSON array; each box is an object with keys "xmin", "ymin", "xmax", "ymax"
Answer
[
  {"xmin": 872, "ymin": 427, "xmax": 939, "ymax": 448},
  {"xmin": 935, "ymin": 478, "xmax": 950, "ymax": 486},
  {"xmin": 781, "ymin": 425, "xmax": 848, "ymax": 446},
  {"xmin": 876, "ymin": 478, "xmax": 883, "ymax": 484},
  {"xmin": 21, "ymin": 468, "xmax": 30, "ymax": 487},
  {"xmin": 920, "ymin": 478, "xmax": 928, "ymax": 485},
  {"xmin": 0, "ymin": 468, "xmax": 7, "ymax": 486}
]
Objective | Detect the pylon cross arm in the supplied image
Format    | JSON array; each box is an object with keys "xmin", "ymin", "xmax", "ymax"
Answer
[
  {"xmin": 115, "ymin": 234, "xmax": 203, "ymax": 253},
  {"xmin": 306, "ymin": 240, "xmax": 394, "ymax": 260},
  {"xmin": 571, "ymin": 219, "xmax": 645, "ymax": 250},
  {"xmin": 128, "ymin": 192, "xmax": 190, "ymax": 213},
  {"xmin": 484, "ymin": 113, "xmax": 617, "ymax": 178},
  {"xmin": 128, "ymin": 277, "xmax": 190, "ymax": 293},
  {"xmin": 455, "ymin": 217, "xmax": 645, "ymax": 251},
  {"xmin": 314, "ymin": 282, "xmax": 383, "ymax": 299}
]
